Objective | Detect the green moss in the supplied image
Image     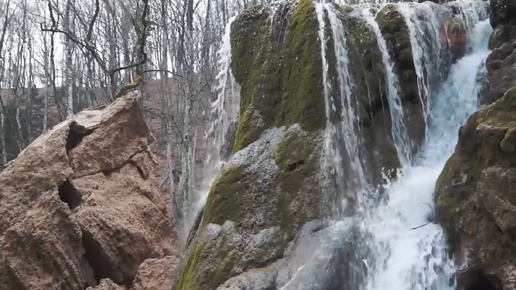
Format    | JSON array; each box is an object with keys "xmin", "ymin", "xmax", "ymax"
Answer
[
  {"xmin": 375, "ymin": 4, "xmax": 416, "ymax": 102},
  {"xmin": 230, "ymin": 0, "xmax": 326, "ymax": 153},
  {"xmin": 177, "ymin": 236, "xmax": 240, "ymax": 290},
  {"xmin": 230, "ymin": 5, "xmax": 279, "ymax": 149},
  {"xmin": 340, "ymin": 5, "xmax": 354, "ymax": 13},
  {"xmin": 177, "ymin": 243, "xmax": 204, "ymax": 289},
  {"xmin": 274, "ymin": 128, "xmax": 322, "ymax": 239},
  {"xmin": 477, "ymin": 86, "xmax": 516, "ymax": 126},
  {"xmin": 276, "ymin": 0, "xmax": 326, "ymax": 132},
  {"xmin": 347, "ymin": 13, "xmax": 385, "ymax": 118},
  {"xmin": 203, "ymin": 166, "xmax": 247, "ymax": 226},
  {"xmin": 434, "ymin": 86, "xmax": 516, "ymax": 250},
  {"xmin": 233, "ymin": 106, "xmax": 265, "ymax": 152}
]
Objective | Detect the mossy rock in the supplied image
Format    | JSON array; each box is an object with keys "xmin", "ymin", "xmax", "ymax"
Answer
[
  {"xmin": 177, "ymin": 228, "xmax": 244, "ymax": 290},
  {"xmin": 274, "ymin": 126, "xmax": 324, "ymax": 239},
  {"xmin": 231, "ymin": 0, "xmax": 326, "ymax": 153},
  {"xmin": 177, "ymin": 126, "xmax": 324, "ymax": 290},
  {"xmin": 375, "ymin": 4, "xmax": 428, "ymax": 155},
  {"xmin": 233, "ymin": 106, "xmax": 265, "ymax": 152},
  {"xmin": 376, "ymin": 4, "xmax": 417, "ymax": 103},
  {"xmin": 361, "ymin": 109, "xmax": 401, "ymax": 184},
  {"xmin": 203, "ymin": 166, "xmax": 248, "ymax": 226},
  {"xmin": 345, "ymin": 8, "xmax": 387, "ymax": 123},
  {"xmin": 435, "ymin": 86, "xmax": 516, "ymax": 262}
]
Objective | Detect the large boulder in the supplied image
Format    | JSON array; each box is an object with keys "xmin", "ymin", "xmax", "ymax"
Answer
[
  {"xmin": 132, "ymin": 256, "xmax": 179, "ymax": 290},
  {"xmin": 435, "ymin": 87, "xmax": 516, "ymax": 290},
  {"xmin": 176, "ymin": 1, "xmax": 327, "ymax": 289},
  {"xmin": 0, "ymin": 91, "xmax": 179, "ymax": 289}
]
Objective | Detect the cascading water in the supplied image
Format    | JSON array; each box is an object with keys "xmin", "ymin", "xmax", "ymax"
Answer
[
  {"xmin": 288, "ymin": 0, "xmax": 490, "ymax": 289},
  {"xmin": 396, "ymin": 1, "xmax": 449, "ymax": 131},
  {"xmin": 192, "ymin": 0, "xmax": 491, "ymax": 288},
  {"xmin": 360, "ymin": 8, "xmax": 412, "ymax": 165},
  {"xmin": 187, "ymin": 16, "xmax": 240, "ymax": 236},
  {"xmin": 317, "ymin": 3, "xmax": 369, "ymax": 217},
  {"xmin": 362, "ymin": 11, "xmax": 492, "ymax": 290}
]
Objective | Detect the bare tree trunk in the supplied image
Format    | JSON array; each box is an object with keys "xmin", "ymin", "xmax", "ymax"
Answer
[{"xmin": 64, "ymin": 0, "xmax": 74, "ymax": 117}]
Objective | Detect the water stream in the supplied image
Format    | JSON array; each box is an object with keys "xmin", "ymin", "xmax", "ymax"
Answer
[{"xmin": 363, "ymin": 18, "xmax": 492, "ymax": 290}]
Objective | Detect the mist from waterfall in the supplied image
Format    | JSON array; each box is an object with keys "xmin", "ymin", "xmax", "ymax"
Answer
[{"xmin": 186, "ymin": 16, "xmax": 240, "ymax": 237}]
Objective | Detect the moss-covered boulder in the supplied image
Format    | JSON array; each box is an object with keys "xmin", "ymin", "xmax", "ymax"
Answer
[
  {"xmin": 315, "ymin": 5, "xmax": 403, "ymax": 182},
  {"xmin": 176, "ymin": 1, "xmax": 464, "ymax": 288},
  {"xmin": 344, "ymin": 7, "xmax": 401, "ymax": 181},
  {"xmin": 176, "ymin": 2, "xmax": 327, "ymax": 289},
  {"xmin": 435, "ymin": 86, "xmax": 516, "ymax": 289},
  {"xmin": 230, "ymin": 0, "xmax": 325, "ymax": 152},
  {"xmin": 376, "ymin": 4, "xmax": 417, "ymax": 104}
]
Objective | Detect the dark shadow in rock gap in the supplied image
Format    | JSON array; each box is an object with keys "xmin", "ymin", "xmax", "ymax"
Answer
[
  {"xmin": 58, "ymin": 180, "xmax": 82, "ymax": 210},
  {"xmin": 462, "ymin": 269, "xmax": 502, "ymax": 290}
]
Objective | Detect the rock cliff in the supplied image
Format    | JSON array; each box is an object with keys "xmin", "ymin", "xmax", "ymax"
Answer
[{"xmin": 0, "ymin": 91, "xmax": 179, "ymax": 290}]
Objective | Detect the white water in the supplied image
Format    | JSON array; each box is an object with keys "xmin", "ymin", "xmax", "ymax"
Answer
[
  {"xmin": 360, "ymin": 8, "xmax": 412, "ymax": 166},
  {"xmin": 363, "ymin": 18, "xmax": 492, "ymax": 290},
  {"xmin": 189, "ymin": 16, "xmax": 240, "ymax": 236},
  {"xmin": 397, "ymin": 2, "xmax": 447, "ymax": 133},
  {"xmin": 317, "ymin": 3, "xmax": 368, "ymax": 216}
]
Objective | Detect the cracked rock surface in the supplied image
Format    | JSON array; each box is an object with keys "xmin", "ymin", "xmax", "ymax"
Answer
[{"xmin": 0, "ymin": 91, "xmax": 179, "ymax": 290}]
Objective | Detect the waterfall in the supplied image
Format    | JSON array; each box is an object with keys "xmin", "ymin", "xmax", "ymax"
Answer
[
  {"xmin": 282, "ymin": 0, "xmax": 490, "ymax": 288},
  {"xmin": 317, "ymin": 3, "xmax": 369, "ymax": 217},
  {"xmin": 396, "ymin": 2, "xmax": 448, "ymax": 134},
  {"xmin": 363, "ymin": 17, "xmax": 492, "ymax": 290},
  {"xmin": 360, "ymin": 8, "xmax": 412, "ymax": 166},
  {"xmin": 187, "ymin": 16, "xmax": 240, "ymax": 236},
  {"xmin": 195, "ymin": 0, "xmax": 491, "ymax": 288}
]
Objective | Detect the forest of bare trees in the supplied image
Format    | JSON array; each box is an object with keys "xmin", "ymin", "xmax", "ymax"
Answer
[{"xmin": 0, "ymin": 0, "xmax": 276, "ymax": 233}]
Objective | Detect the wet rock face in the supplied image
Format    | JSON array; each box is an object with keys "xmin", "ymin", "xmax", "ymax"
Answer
[
  {"xmin": 0, "ymin": 91, "xmax": 179, "ymax": 289},
  {"xmin": 435, "ymin": 87, "xmax": 516, "ymax": 290},
  {"xmin": 374, "ymin": 4, "xmax": 429, "ymax": 158},
  {"xmin": 483, "ymin": 41, "xmax": 516, "ymax": 105},
  {"xmin": 483, "ymin": 0, "xmax": 516, "ymax": 106},
  {"xmin": 376, "ymin": 4, "xmax": 418, "ymax": 104}
]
